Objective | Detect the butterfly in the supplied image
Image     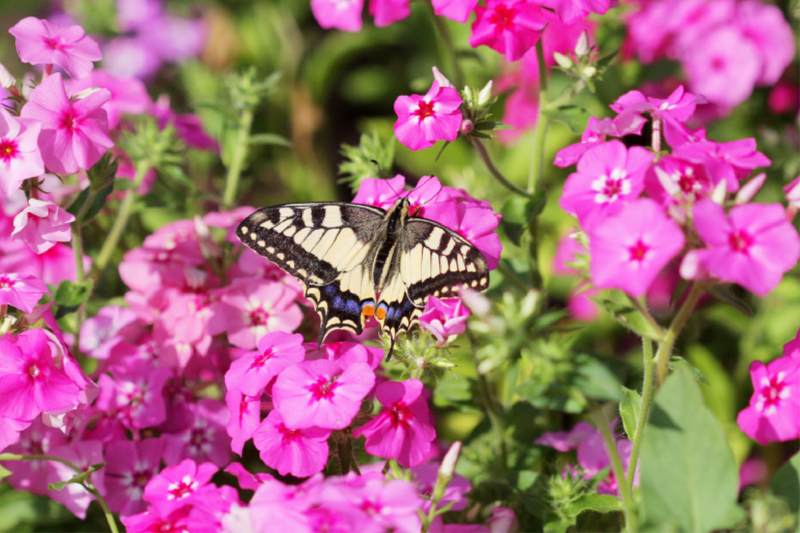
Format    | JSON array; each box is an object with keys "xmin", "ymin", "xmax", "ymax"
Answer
[{"xmin": 235, "ymin": 197, "xmax": 489, "ymax": 357}]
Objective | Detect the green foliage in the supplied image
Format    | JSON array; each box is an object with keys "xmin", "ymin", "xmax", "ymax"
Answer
[
  {"xmin": 639, "ymin": 365, "xmax": 745, "ymax": 532},
  {"xmin": 51, "ymin": 280, "xmax": 93, "ymax": 320},
  {"xmin": 619, "ymin": 386, "xmax": 642, "ymax": 439},
  {"xmin": 770, "ymin": 452, "xmax": 800, "ymax": 516},
  {"xmin": 48, "ymin": 463, "xmax": 105, "ymax": 492},
  {"xmin": 338, "ymin": 131, "xmax": 396, "ymax": 193},
  {"xmin": 67, "ymin": 153, "xmax": 118, "ymax": 227}
]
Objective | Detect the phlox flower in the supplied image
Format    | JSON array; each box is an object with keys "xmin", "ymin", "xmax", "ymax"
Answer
[
  {"xmin": 150, "ymin": 94, "xmax": 219, "ymax": 152},
  {"xmin": 554, "ymin": 117, "xmax": 622, "ymax": 168},
  {"xmin": 225, "ymin": 390, "xmax": 261, "ymax": 455},
  {"xmin": 3, "ymin": 419, "xmax": 66, "ymax": 494},
  {"xmin": 48, "ymin": 440, "xmax": 105, "ymax": 518},
  {"xmin": 305, "ymin": 341, "xmax": 384, "ymax": 370},
  {"xmin": 0, "ymin": 329, "xmax": 81, "ymax": 421},
  {"xmin": 559, "ymin": 140, "xmax": 653, "ymax": 224},
  {"xmin": 79, "ymin": 304, "xmax": 142, "ymax": 360},
  {"xmin": 0, "ymin": 272, "xmax": 48, "ymax": 313},
  {"xmin": 137, "ymin": 16, "xmax": 207, "ymax": 64},
  {"xmin": 610, "ymin": 85, "xmax": 699, "ymax": 125},
  {"xmin": 394, "ymin": 81, "xmax": 463, "ymax": 151},
  {"xmin": 737, "ymin": 355, "xmax": 800, "ymax": 445},
  {"xmin": 588, "ymin": 198, "xmax": 686, "ymax": 298},
  {"xmin": 104, "ymin": 438, "xmax": 165, "ymax": 516},
  {"xmin": 768, "ymin": 80, "xmax": 799, "ymax": 116},
  {"xmin": 326, "ymin": 476, "xmax": 423, "ymax": 533},
  {"xmin": 0, "ymin": 109, "xmax": 44, "ymax": 196},
  {"xmin": 785, "ymin": 329, "xmax": 800, "ymax": 360},
  {"xmin": 143, "ymin": 458, "xmax": 218, "ymax": 514},
  {"xmin": 11, "ymin": 199, "xmax": 75, "ymax": 254},
  {"xmin": 419, "ymin": 297, "xmax": 471, "ymax": 347},
  {"xmin": 538, "ymin": 0, "xmax": 610, "ymax": 24},
  {"xmin": 253, "ymin": 409, "xmax": 331, "ymax": 478},
  {"xmin": 9, "ymin": 17, "xmax": 102, "ymax": 79},
  {"xmin": 272, "ymin": 359, "xmax": 375, "ymax": 430},
  {"xmin": 577, "ymin": 428, "xmax": 636, "ymax": 496},
  {"xmin": 734, "ymin": 0, "xmax": 795, "ymax": 86},
  {"xmin": 412, "ymin": 462, "xmax": 471, "ymax": 512},
  {"xmin": 20, "ymin": 73, "xmax": 113, "ymax": 174},
  {"xmin": 121, "ymin": 506, "xmax": 191, "ymax": 533},
  {"xmin": 225, "ymin": 331, "xmax": 305, "ymax": 396},
  {"xmin": 644, "ymin": 156, "xmax": 710, "ymax": 207},
  {"xmin": 469, "ymin": 0, "xmax": 547, "ymax": 62},
  {"xmin": 0, "ymin": 416, "xmax": 31, "ymax": 453},
  {"xmin": 353, "ymin": 379, "xmax": 436, "ymax": 467},
  {"xmin": 370, "ymin": 0, "xmax": 411, "ymax": 27},
  {"xmin": 154, "ymin": 291, "xmax": 225, "ymax": 359},
  {"xmin": 690, "ymin": 200, "xmax": 800, "ymax": 297},
  {"xmin": 433, "ymin": 0, "xmax": 480, "ymax": 23},
  {"xmin": 65, "ymin": 69, "xmax": 151, "ymax": 129},
  {"xmin": 96, "ymin": 363, "xmax": 172, "ymax": 429},
  {"xmin": 534, "ymin": 421, "xmax": 595, "ymax": 451},
  {"xmin": 163, "ymin": 399, "xmax": 232, "ymax": 468},
  {"xmin": 217, "ymin": 280, "xmax": 303, "ymax": 350},
  {"xmin": 102, "ymin": 36, "xmax": 162, "ymax": 79},
  {"xmin": 738, "ymin": 457, "xmax": 768, "ymax": 493},
  {"xmin": 311, "ymin": 0, "xmax": 364, "ymax": 32}
]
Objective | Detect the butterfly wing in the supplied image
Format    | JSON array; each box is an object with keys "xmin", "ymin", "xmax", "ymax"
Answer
[
  {"xmin": 236, "ymin": 203, "xmax": 386, "ymax": 342},
  {"xmin": 375, "ymin": 218, "xmax": 490, "ymax": 349}
]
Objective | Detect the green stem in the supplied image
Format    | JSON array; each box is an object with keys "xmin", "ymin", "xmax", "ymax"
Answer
[
  {"xmin": 628, "ymin": 295, "xmax": 665, "ymax": 341},
  {"xmin": 527, "ymin": 39, "xmax": 549, "ymax": 194},
  {"xmin": 92, "ymin": 161, "xmax": 151, "ymax": 277},
  {"xmin": 222, "ymin": 108, "xmax": 254, "ymax": 209},
  {"xmin": 427, "ymin": 2, "xmax": 464, "ymax": 89},
  {"xmin": 591, "ymin": 408, "xmax": 637, "ymax": 533},
  {"xmin": 655, "ymin": 283, "xmax": 704, "ymax": 385},
  {"xmin": 470, "ymin": 137, "xmax": 532, "ymax": 198},
  {"xmin": 71, "ymin": 224, "xmax": 86, "ymax": 355},
  {"xmin": 470, "ymin": 348, "xmax": 508, "ymax": 473},
  {"xmin": 627, "ymin": 336, "xmax": 654, "ymax": 492},
  {"xmin": 90, "ymin": 487, "xmax": 120, "ymax": 533}
]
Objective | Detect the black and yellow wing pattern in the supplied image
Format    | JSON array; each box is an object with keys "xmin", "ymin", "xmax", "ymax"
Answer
[{"xmin": 235, "ymin": 198, "xmax": 489, "ymax": 356}]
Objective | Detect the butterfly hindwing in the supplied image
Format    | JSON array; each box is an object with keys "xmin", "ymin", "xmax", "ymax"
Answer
[{"xmin": 304, "ymin": 262, "xmax": 376, "ymax": 343}]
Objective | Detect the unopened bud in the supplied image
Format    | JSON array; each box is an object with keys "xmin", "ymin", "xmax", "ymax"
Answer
[
  {"xmin": 574, "ymin": 31, "xmax": 590, "ymax": 57},
  {"xmin": 440, "ymin": 441, "xmax": 462, "ymax": 478},
  {"xmin": 0, "ymin": 315, "xmax": 16, "ymax": 335},
  {"xmin": 783, "ymin": 175, "xmax": 800, "ymax": 209},
  {"xmin": 711, "ymin": 180, "xmax": 727, "ymax": 205},
  {"xmin": 459, "ymin": 119, "xmax": 474, "ymax": 135},
  {"xmin": 582, "ymin": 66, "xmax": 597, "ymax": 78},
  {"xmin": 459, "ymin": 286, "xmax": 490, "ymax": 317},
  {"xmin": 735, "ymin": 172, "xmax": 766, "ymax": 205},
  {"xmin": 654, "ymin": 166, "xmax": 681, "ymax": 198},
  {"xmin": 416, "ymin": 357, "xmax": 426, "ymax": 369},
  {"xmin": 0, "ymin": 62, "xmax": 16, "ymax": 90},
  {"xmin": 553, "ymin": 52, "xmax": 573, "ymax": 70},
  {"xmin": 72, "ymin": 87, "xmax": 103, "ymax": 100},
  {"xmin": 432, "ymin": 66, "xmax": 454, "ymax": 88},
  {"xmin": 477, "ymin": 80, "xmax": 493, "ymax": 107}
]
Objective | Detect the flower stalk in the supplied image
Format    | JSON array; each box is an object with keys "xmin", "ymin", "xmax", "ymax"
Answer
[
  {"xmin": 222, "ymin": 107, "xmax": 254, "ymax": 209},
  {"xmin": 591, "ymin": 408, "xmax": 637, "ymax": 533}
]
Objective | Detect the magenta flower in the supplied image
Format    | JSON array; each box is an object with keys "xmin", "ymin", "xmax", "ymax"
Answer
[
  {"xmin": 272, "ymin": 359, "xmax": 375, "ymax": 430},
  {"xmin": 79, "ymin": 305, "xmax": 142, "ymax": 360},
  {"xmin": 305, "ymin": 341, "xmax": 384, "ymax": 370},
  {"xmin": 225, "ymin": 390, "xmax": 261, "ymax": 455},
  {"xmin": 785, "ymin": 176, "xmax": 800, "ymax": 210},
  {"xmin": 11, "ymin": 199, "xmax": 76, "ymax": 254},
  {"xmin": 65, "ymin": 69, "xmax": 151, "ymax": 129},
  {"xmin": 0, "ymin": 329, "xmax": 81, "ymax": 421},
  {"xmin": 394, "ymin": 81, "xmax": 463, "ymax": 151},
  {"xmin": 9, "ymin": 17, "xmax": 102, "ymax": 79},
  {"xmin": 538, "ymin": 0, "xmax": 610, "ymax": 24},
  {"xmin": 432, "ymin": 0, "xmax": 480, "ymax": 23},
  {"xmin": 225, "ymin": 331, "xmax": 305, "ymax": 396},
  {"xmin": 48, "ymin": 440, "xmax": 106, "ymax": 518},
  {"xmin": 674, "ymin": 138, "xmax": 771, "ymax": 193},
  {"xmin": 554, "ymin": 117, "xmax": 622, "ymax": 168},
  {"xmin": 559, "ymin": 140, "xmax": 654, "ymax": 224},
  {"xmin": 734, "ymin": 0, "xmax": 795, "ymax": 86},
  {"xmin": 121, "ymin": 507, "xmax": 191, "ymax": 533},
  {"xmin": 353, "ymin": 379, "xmax": 436, "ymax": 468},
  {"xmin": 419, "ymin": 297, "xmax": 471, "ymax": 347},
  {"xmin": 150, "ymin": 95, "xmax": 219, "ymax": 152},
  {"xmin": 0, "ymin": 416, "xmax": 31, "ymax": 453},
  {"xmin": 469, "ymin": 0, "xmax": 547, "ymax": 62},
  {"xmin": 163, "ymin": 399, "xmax": 232, "ymax": 468},
  {"xmin": 535, "ymin": 421, "xmax": 595, "ymax": 451},
  {"xmin": 0, "ymin": 109, "xmax": 44, "ymax": 196},
  {"xmin": 311, "ymin": 0, "xmax": 364, "ymax": 31},
  {"xmin": 328, "ymin": 476, "xmax": 423, "ymax": 533},
  {"xmin": 0, "ymin": 273, "xmax": 48, "ymax": 313},
  {"xmin": 577, "ymin": 428, "xmax": 636, "ymax": 496},
  {"xmin": 95, "ymin": 363, "xmax": 172, "ymax": 429},
  {"xmin": 369, "ymin": 0, "xmax": 411, "ymax": 27},
  {"xmin": 3, "ymin": 419, "xmax": 66, "ymax": 494},
  {"xmin": 644, "ymin": 156, "xmax": 710, "ymax": 207},
  {"xmin": 20, "ymin": 73, "xmax": 113, "ymax": 174},
  {"xmin": 143, "ymin": 458, "xmax": 218, "ymax": 513},
  {"xmin": 691, "ymin": 200, "xmax": 800, "ymax": 297},
  {"xmin": 103, "ymin": 37, "xmax": 162, "ymax": 79},
  {"xmin": 104, "ymin": 438, "xmax": 165, "ymax": 516},
  {"xmin": 737, "ymin": 355, "xmax": 800, "ymax": 445},
  {"xmin": 588, "ymin": 198, "xmax": 685, "ymax": 297},
  {"xmin": 253, "ymin": 409, "xmax": 331, "ymax": 478},
  {"xmin": 785, "ymin": 329, "xmax": 800, "ymax": 360}
]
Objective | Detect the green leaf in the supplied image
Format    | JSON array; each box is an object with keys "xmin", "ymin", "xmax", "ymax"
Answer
[
  {"xmin": 500, "ymin": 192, "xmax": 546, "ymax": 247},
  {"xmin": 770, "ymin": 451, "xmax": 800, "ymax": 515},
  {"xmin": 669, "ymin": 357, "xmax": 710, "ymax": 385},
  {"xmin": 619, "ymin": 386, "xmax": 642, "ymax": 439},
  {"xmin": 0, "ymin": 464, "xmax": 11, "ymax": 481},
  {"xmin": 52, "ymin": 280, "xmax": 93, "ymax": 319},
  {"xmin": 67, "ymin": 181, "xmax": 115, "ymax": 226},
  {"xmin": 593, "ymin": 298, "xmax": 665, "ymax": 342},
  {"xmin": 708, "ymin": 285, "xmax": 754, "ymax": 317},
  {"xmin": 573, "ymin": 354, "xmax": 623, "ymax": 402},
  {"xmin": 474, "ymin": 121, "xmax": 514, "ymax": 131},
  {"xmin": 517, "ymin": 470, "xmax": 539, "ymax": 491},
  {"xmin": 249, "ymin": 133, "xmax": 292, "ymax": 147},
  {"xmin": 541, "ymin": 105, "xmax": 590, "ymax": 134},
  {"xmin": 595, "ymin": 50, "xmax": 618, "ymax": 70},
  {"xmin": 639, "ymin": 365, "xmax": 745, "ymax": 532},
  {"xmin": 563, "ymin": 494, "xmax": 623, "ymax": 517},
  {"xmin": 47, "ymin": 462, "xmax": 105, "ymax": 492}
]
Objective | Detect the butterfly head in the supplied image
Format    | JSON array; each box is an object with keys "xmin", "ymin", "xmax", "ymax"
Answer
[{"xmin": 386, "ymin": 197, "xmax": 411, "ymax": 235}]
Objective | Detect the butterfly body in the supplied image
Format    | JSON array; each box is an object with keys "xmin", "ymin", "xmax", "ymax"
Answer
[{"xmin": 236, "ymin": 198, "xmax": 489, "ymax": 356}]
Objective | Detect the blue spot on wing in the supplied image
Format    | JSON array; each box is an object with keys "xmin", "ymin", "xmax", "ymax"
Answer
[{"xmin": 345, "ymin": 299, "xmax": 360, "ymax": 314}]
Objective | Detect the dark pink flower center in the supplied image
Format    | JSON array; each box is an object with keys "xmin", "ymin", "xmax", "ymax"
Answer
[
  {"xmin": 309, "ymin": 376, "xmax": 340, "ymax": 401},
  {"xmin": 710, "ymin": 57, "xmax": 726, "ymax": 71},
  {"xmin": 44, "ymin": 36, "xmax": 67, "ymax": 51},
  {"xmin": 0, "ymin": 138, "xmax": 19, "ymax": 163},
  {"xmin": 252, "ymin": 347, "xmax": 275, "ymax": 368},
  {"xmin": 249, "ymin": 308, "xmax": 269, "ymax": 326},
  {"xmin": 278, "ymin": 423, "xmax": 302, "ymax": 443},
  {"xmin": 60, "ymin": 110, "xmax": 79, "ymax": 132},
  {"xmin": 628, "ymin": 241, "xmax": 649, "ymax": 262},
  {"xmin": 26, "ymin": 361, "xmax": 44, "ymax": 381},
  {"xmin": 133, "ymin": 470, "xmax": 151, "ymax": 488},
  {"xmin": 168, "ymin": 478, "xmax": 197, "ymax": 500},
  {"xmin": 0, "ymin": 275, "xmax": 14, "ymax": 289},
  {"xmin": 489, "ymin": 4, "xmax": 518, "ymax": 31},
  {"xmin": 360, "ymin": 500, "xmax": 381, "ymax": 516},
  {"xmin": 415, "ymin": 100, "xmax": 436, "ymax": 120},
  {"xmin": 729, "ymin": 230, "xmax": 753, "ymax": 252},
  {"xmin": 677, "ymin": 170, "xmax": 699, "ymax": 194},
  {"xmin": 389, "ymin": 401, "xmax": 413, "ymax": 429},
  {"xmin": 757, "ymin": 376, "xmax": 786, "ymax": 411}
]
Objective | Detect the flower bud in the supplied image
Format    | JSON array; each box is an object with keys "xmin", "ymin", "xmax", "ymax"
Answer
[
  {"xmin": 459, "ymin": 119, "xmax": 474, "ymax": 135},
  {"xmin": 582, "ymin": 66, "xmax": 597, "ymax": 78},
  {"xmin": 477, "ymin": 80, "xmax": 493, "ymax": 107},
  {"xmin": 432, "ymin": 66, "xmax": 454, "ymax": 88},
  {"xmin": 0, "ymin": 62, "xmax": 16, "ymax": 90},
  {"xmin": 72, "ymin": 87, "xmax": 103, "ymax": 100},
  {"xmin": 711, "ymin": 180, "xmax": 727, "ymax": 205},
  {"xmin": 553, "ymin": 52, "xmax": 573, "ymax": 70},
  {"xmin": 574, "ymin": 31, "xmax": 590, "ymax": 57},
  {"xmin": 440, "ymin": 441, "xmax": 462, "ymax": 478},
  {"xmin": 784, "ymin": 175, "xmax": 800, "ymax": 209},
  {"xmin": 735, "ymin": 172, "xmax": 766, "ymax": 205}
]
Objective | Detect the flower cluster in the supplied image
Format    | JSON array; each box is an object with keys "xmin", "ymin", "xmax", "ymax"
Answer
[
  {"xmin": 555, "ymin": 85, "xmax": 800, "ymax": 302},
  {"xmin": 624, "ymin": 0, "xmax": 795, "ymax": 111}
]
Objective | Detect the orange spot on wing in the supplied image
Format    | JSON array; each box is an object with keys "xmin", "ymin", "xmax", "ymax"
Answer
[
  {"xmin": 375, "ymin": 306, "xmax": 386, "ymax": 321},
  {"xmin": 362, "ymin": 304, "xmax": 375, "ymax": 318}
]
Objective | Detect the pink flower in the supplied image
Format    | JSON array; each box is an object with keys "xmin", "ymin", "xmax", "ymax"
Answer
[
  {"xmin": 353, "ymin": 379, "xmax": 436, "ymax": 467},
  {"xmin": 253, "ymin": 409, "xmax": 331, "ymax": 478},
  {"xmin": 102, "ymin": 37, "xmax": 162, "ymax": 79},
  {"xmin": 784, "ymin": 329, "xmax": 800, "ymax": 360},
  {"xmin": 738, "ymin": 457, "xmax": 768, "ymax": 493},
  {"xmin": 48, "ymin": 440, "xmax": 106, "ymax": 518},
  {"xmin": 79, "ymin": 305, "xmax": 142, "ymax": 360},
  {"xmin": 11, "ymin": 199, "xmax": 75, "ymax": 254},
  {"xmin": 734, "ymin": 0, "xmax": 795, "ymax": 86},
  {"xmin": 588, "ymin": 198, "xmax": 685, "ymax": 297},
  {"xmin": 0, "ymin": 109, "xmax": 44, "ymax": 196},
  {"xmin": 737, "ymin": 355, "xmax": 800, "ymax": 445},
  {"xmin": 327, "ymin": 476, "xmax": 423, "ymax": 533},
  {"xmin": 690, "ymin": 200, "xmax": 800, "ymax": 297},
  {"xmin": 20, "ymin": 73, "xmax": 113, "ymax": 174},
  {"xmin": 0, "ymin": 416, "xmax": 31, "ymax": 453},
  {"xmin": 225, "ymin": 331, "xmax": 305, "ymax": 396},
  {"xmin": 8, "ymin": 17, "xmax": 102, "ymax": 79},
  {"xmin": 369, "ymin": 0, "xmax": 411, "ymax": 27},
  {"xmin": 538, "ymin": 0, "xmax": 609, "ymax": 24},
  {"xmin": 65, "ymin": 69, "xmax": 151, "ymax": 129},
  {"xmin": 163, "ymin": 399, "xmax": 232, "ymax": 468},
  {"xmin": 121, "ymin": 507, "xmax": 191, "ymax": 533},
  {"xmin": 143, "ymin": 458, "xmax": 218, "ymax": 513},
  {"xmin": 225, "ymin": 390, "xmax": 261, "ymax": 455},
  {"xmin": 104, "ymin": 438, "xmax": 165, "ymax": 516},
  {"xmin": 419, "ymin": 297, "xmax": 471, "ymax": 347},
  {"xmin": 3, "ymin": 419, "xmax": 66, "ymax": 494},
  {"xmin": 673, "ymin": 138, "xmax": 770, "ymax": 193},
  {"xmin": 0, "ymin": 273, "xmax": 48, "ymax": 313},
  {"xmin": 559, "ymin": 140, "xmax": 654, "ymax": 224},
  {"xmin": 95, "ymin": 363, "xmax": 172, "ymax": 429},
  {"xmin": 644, "ymin": 156, "xmax": 710, "ymax": 207},
  {"xmin": 469, "ymin": 0, "xmax": 547, "ymax": 62},
  {"xmin": 393, "ymin": 81, "xmax": 463, "ymax": 151},
  {"xmin": 217, "ymin": 280, "xmax": 303, "ymax": 350},
  {"xmin": 577, "ymin": 428, "xmax": 636, "ymax": 496},
  {"xmin": 272, "ymin": 359, "xmax": 375, "ymax": 430},
  {"xmin": 150, "ymin": 94, "xmax": 219, "ymax": 152},
  {"xmin": 554, "ymin": 117, "xmax": 622, "ymax": 168},
  {"xmin": 497, "ymin": 87, "xmax": 539, "ymax": 145},
  {"xmin": 784, "ymin": 176, "xmax": 800, "ymax": 210},
  {"xmin": 768, "ymin": 80, "xmax": 799, "ymax": 116},
  {"xmin": 535, "ymin": 421, "xmax": 595, "ymax": 451},
  {"xmin": 433, "ymin": 0, "xmax": 480, "ymax": 23},
  {"xmin": 412, "ymin": 462, "xmax": 471, "ymax": 512},
  {"xmin": 0, "ymin": 329, "xmax": 81, "ymax": 421},
  {"xmin": 611, "ymin": 86, "xmax": 700, "ymax": 132},
  {"xmin": 311, "ymin": 0, "xmax": 364, "ymax": 31},
  {"xmin": 305, "ymin": 341, "xmax": 384, "ymax": 370}
]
